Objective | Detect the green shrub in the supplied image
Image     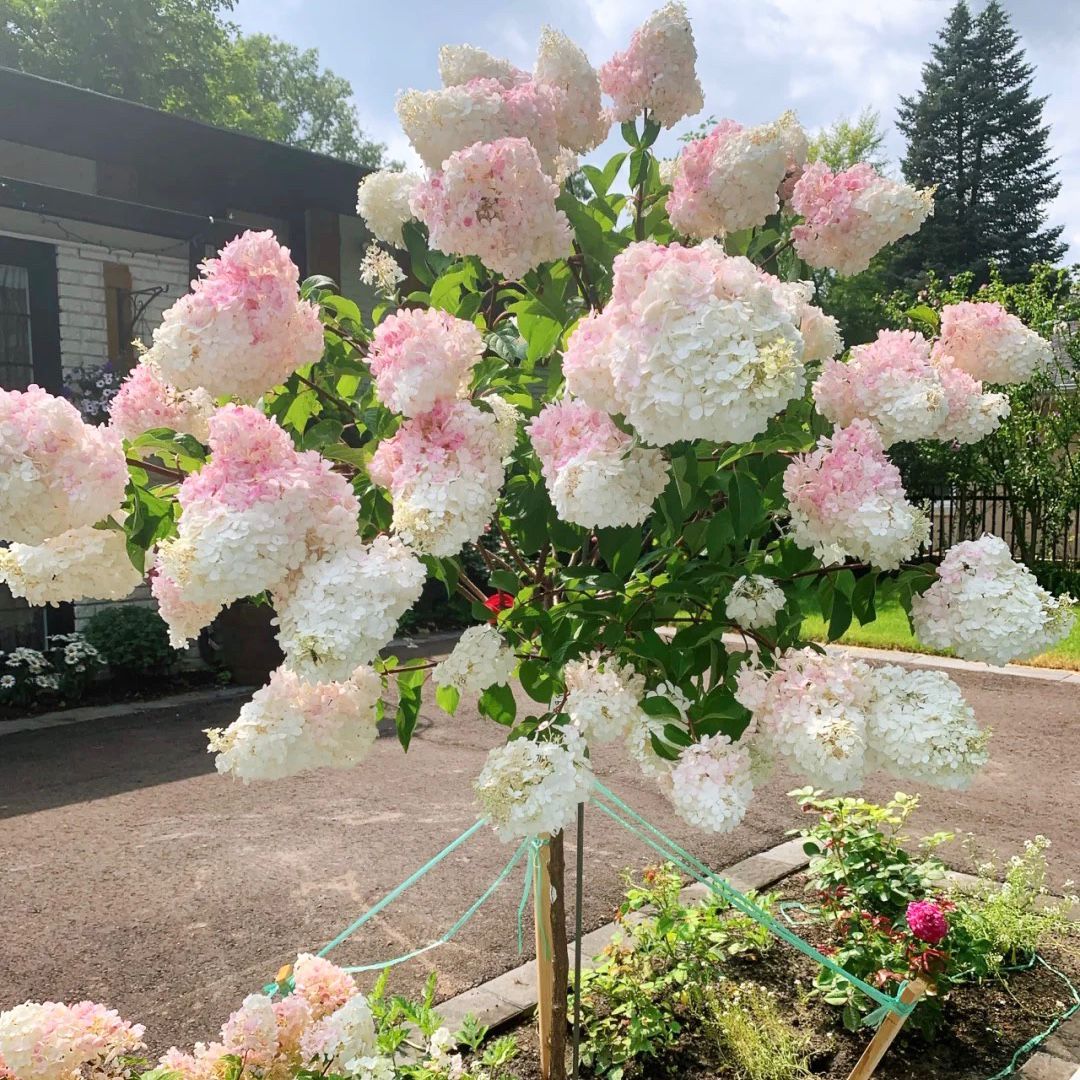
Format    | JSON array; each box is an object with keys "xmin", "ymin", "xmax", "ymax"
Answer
[{"xmin": 84, "ymin": 606, "xmax": 177, "ymax": 677}]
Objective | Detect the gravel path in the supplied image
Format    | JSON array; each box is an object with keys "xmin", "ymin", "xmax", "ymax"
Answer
[{"xmin": 1, "ymin": 661, "xmax": 1077, "ymax": 1053}]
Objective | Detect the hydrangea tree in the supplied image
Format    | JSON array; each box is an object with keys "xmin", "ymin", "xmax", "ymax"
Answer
[{"xmin": 0, "ymin": 5, "xmax": 1073, "ymax": 1079}]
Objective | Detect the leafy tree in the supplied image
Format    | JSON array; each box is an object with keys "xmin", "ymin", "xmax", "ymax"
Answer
[
  {"xmin": 887, "ymin": 264, "xmax": 1080, "ymax": 566},
  {"xmin": 807, "ymin": 107, "xmax": 887, "ymax": 172},
  {"xmin": 895, "ymin": 0, "xmax": 1065, "ymax": 283},
  {"xmin": 0, "ymin": 0, "xmax": 386, "ymax": 165}
]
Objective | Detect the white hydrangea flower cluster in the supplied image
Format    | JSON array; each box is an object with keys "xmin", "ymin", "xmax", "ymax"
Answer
[
  {"xmin": 564, "ymin": 651, "xmax": 648, "ymax": 744},
  {"xmin": 668, "ymin": 734, "xmax": 754, "ymax": 833},
  {"xmin": 299, "ymin": 994, "xmax": 377, "ymax": 1074},
  {"xmin": 866, "ymin": 665, "xmax": 990, "ymax": 790},
  {"xmin": 355, "ymin": 170, "xmax": 421, "ymax": 248},
  {"xmin": 438, "ymin": 44, "xmax": 526, "ymax": 87},
  {"xmin": 433, "ymin": 625, "xmax": 517, "ymax": 697},
  {"xmin": 911, "ymin": 535, "xmax": 1076, "ymax": 665},
  {"xmin": 273, "ymin": 536, "xmax": 426, "ymax": 683},
  {"xmin": 0, "ymin": 526, "xmax": 142, "ymax": 605},
  {"xmin": 724, "ymin": 574, "xmax": 786, "ymax": 630},
  {"xmin": 563, "ymin": 241, "xmax": 805, "ymax": 447},
  {"xmin": 358, "ymin": 245, "xmax": 406, "ymax": 297},
  {"xmin": 474, "ymin": 730, "xmax": 593, "ymax": 842},
  {"xmin": 0, "ymin": 385, "xmax": 127, "ymax": 545},
  {"xmin": 667, "ymin": 113, "xmax": 805, "ymax": 238},
  {"xmin": 735, "ymin": 648, "xmax": 873, "ymax": 791},
  {"xmin": 206, "ymin": 665, "xmax": 382, "ymax": 782},
  {"xmin": 627, "ymin": 682, "xmax": 688, "ymax": 780},
  {"xmin": 765, "ymin": 279, "xmax": 843, "ymax": 363},
  {"xmin": 534, "ymin": 27, "xmax": 608, "ymax": 153},
  {"xmin": 735, "ymin": 648, "xmax": 990, "ymax": 791}
]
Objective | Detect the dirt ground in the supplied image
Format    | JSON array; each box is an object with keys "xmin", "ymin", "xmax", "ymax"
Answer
[{"xmin": 1, "ymin": 663, "xmax": 1077, "ymax": 1054}]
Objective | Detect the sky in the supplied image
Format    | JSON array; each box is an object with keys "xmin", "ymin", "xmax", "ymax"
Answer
[{"xmin": 230, "ymin": 0, "xmax": 1080, "ymax": 263}]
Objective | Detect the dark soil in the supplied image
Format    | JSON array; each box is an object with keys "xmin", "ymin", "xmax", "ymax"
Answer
[{"xmin": 0, "ymin": 667, "xmax": 225, "ymax": 720}]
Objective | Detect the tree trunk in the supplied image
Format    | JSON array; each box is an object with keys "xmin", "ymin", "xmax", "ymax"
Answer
[{"xmin": 535, "ymin": 831, "xmax": 569, "ymax": 1080}]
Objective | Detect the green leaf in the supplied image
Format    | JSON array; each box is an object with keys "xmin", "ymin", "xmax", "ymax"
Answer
[
  {"xmin": 828, "ymin": 590, "xmax": 853, "ymax": 640},
  {"xmin": 518, "ymin": 660, "xmax": 555, "ymax": 704},
  {"xmin": 851, "ymin": 571, "xmax": 878, "ymax": 624},
  {"xmin": 300, "ymin": 418, "xmax": 343, "ymax": 450},
  {"xmin": 597, "ymin": 525, "xmax": 643, "ymax": 579},
  {"xmin": 395, "ymin": 671, "xmax": 424, "ymax": 751},
  {"xmin": 479, "ymin": 683, "xmax": 517, "ymax": 726},
  {"xmin": 620, "ymin": 121, "xmax": 639, "ymax": 147},
  {"xmin": 906, "ymin": 303, "xmax": 940, "ymax": 334},
  {"xmin": 435, "ymin": 683, "xmax": 460, "ymax": 715},
  {"xmin": 641, "ymin": 695, "xmax": 681, "ymax": 721}
]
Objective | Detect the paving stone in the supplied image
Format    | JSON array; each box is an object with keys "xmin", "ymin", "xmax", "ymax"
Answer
[{"xmin": 1019, "ymin": 1051, "xmax": 1080, "ymax": 1079}]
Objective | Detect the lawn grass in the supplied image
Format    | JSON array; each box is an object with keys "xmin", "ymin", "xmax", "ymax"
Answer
[{"xmin": 801, "ymin": 597, "xmax": 1080, "ymax": 670}]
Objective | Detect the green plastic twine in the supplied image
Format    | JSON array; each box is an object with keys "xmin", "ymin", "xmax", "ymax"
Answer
[{"xmin": 590, "ymin": 781, "xmax": 917, "ymax": 1023}]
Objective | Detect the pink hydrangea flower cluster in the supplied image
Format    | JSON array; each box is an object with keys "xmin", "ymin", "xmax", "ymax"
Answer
[
  {"xmin": 153, "ymin": 405, "xmax": 359, "ymax": 636},
  {"xmin": 410, "ymin": 138, "xmax": 573, "ymax": 280},
  {"xmin": 933, "ymin": 301, "xmax": 1052, "ymax": 384},
  {"xmin": 0, "ymin": 1000, "xmax": 145, "ymax": 1080},
  {"xmin": 911, "ymin": 534, "xmax": 1076, "ymax": 665},
  {"xmin": 563, "ymin": 241, "xmax": 806, "ymax": 446},
  {"xmin": 906, "ymin": 900, "xmax": 949, "ymax": 944},
  {"xmin": 0, "ymin": 385, "xmax": 127, "ymax": 544},
  {"xmin": 368, "ymin": 398, "xmax": 516, "ymax": 556},
  {"xmin": 667, "ymin": 733, "xmax": 754, "ymax": 833},
  {"xmin": 107, "ymin": 359, "xmax": 215, "ymax": 443},
  {"xmin": 206, "ymin": 664, "xmax": 382, "ymax": 781},
  {"xmin": 812, "ymin": 329, "xmax": 1009, "ymax": 447},
  {"xmin": 790, "ymin": 162, "xmax": 933, "ymax": 275},
  {"xmin": 599, "ymin": 2, "xmax": 704, "ymax": 128},
  {"xmin": 368, "ymin": 307, "xmax": 484, "ymax": 416},
  {"xmin": 145, "ymin": 230, "xmax": 323, "ymax": 401},
  {"xmin": 534, "ymin": 27, "xmax": 609, "ymax": 154},
  {"xmin": 526, "ymin": 398, "xmax": 669, "ymax": 528},
  {"xmin": 667, "ymin": 113, "xmax": 807, "ymax": 238},
  {"xmin": 782, "ymin": 419, "xmax": 930, "ymax": 569}
]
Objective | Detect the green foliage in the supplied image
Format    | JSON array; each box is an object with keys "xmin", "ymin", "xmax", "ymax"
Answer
[
  {"xmin": 807, "ymin": 108, "xmax": 887, "ymax": 172},
  {"xmin": 885, "ymin": 264, "xmax": 1080, "ymax": 565},
  {"xmin": 950, "ymin": 835, "xmax": 1079, "ymax": 972},
  {"xmin": 84, "ymin": 605, "xmax": 177, "ymax": 677},
  {"xmin": 0, "ymin": 0, "xmax": 387, "ymax": 164},
  {"xmin": 895, "ymin": 0, "xmax": 1065, "ymax": 283},
  {"xmin": 576, "ymin": 864, "xmax": 780, "ymax": 1078}
]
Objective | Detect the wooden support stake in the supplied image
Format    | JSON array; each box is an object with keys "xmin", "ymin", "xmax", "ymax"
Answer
[
  {"xmin": 846, "ymin": 979, "xmax": 929, "ymax": 1080},
  {"xmin": 534, "ymin": 833, "xmax": 568, "ymax": 1080}
]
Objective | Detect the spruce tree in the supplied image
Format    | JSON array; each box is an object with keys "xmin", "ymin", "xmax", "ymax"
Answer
[{"xmin": 895, "ymin": 0, "xmax": 1065, "ymax": 283}]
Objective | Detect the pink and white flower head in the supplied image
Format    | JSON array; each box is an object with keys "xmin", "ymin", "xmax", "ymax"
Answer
[
  {"xmin": 355, "ymin": 170, "xmax": 421, "ymax": 249},
  {"xmin": 145, "ymin": 230, "xmax": 323, "ymax": 401},
  {"xmin": 155, "ymin": 1043, "xmax": 228, "ymax": 1080},
  {"xmin": 0, "ymin": 1000, "xmax": 145, "ymax": 1080},
  {"xmin": 563, "ymin": 241, "xmax": 805, "ymax": 447},
  {"xmin": 220, "ymin": 994, "xmax": 278, "ymax": 1065},
  {"xmin": 410, "ymin": 138, "xmax": 572, "ymax": 280},
  {"xmin": 368, "ymin": 399, "xmax": 513, "ymax": 556},
  {"xmin": 291, "ymin": 954, "xmax": 358, "ymax": 1022},
  {"xmin": 910, "ymin": 535, "xmax": 1075, "ymax": 665},
  {"xmin": 0, "ymin": 526, "xmax": 142, "ymax": 606},
  {"xmin": 474, "ymin": 729, "xmax": 593, "ymax": 841},
  {"xmin": 206, "ymin": 664, "xmax": 382, "ymax": 781},
  {"xmin": 526, "ymin": 399, "xmax": 669, "ymax": 528},
  {"xmin": 790, "ymin": 162, "xmax": 933, "ymax": 275},
  {"xmin": 150, "ymin": 561, "xmax": 223, "ymax": 648},
  {"xmin": 933, "ymin": 357, "xmax": 1010, "ymax": 444},
  {"xmin": 866, "ymin": 665, "xmax": 989, "ymax": 790},
  {"xmin": 813, "ymin": 330, "xmax": 949, "ymax": 447},
  {"xmin": 534, "ymin": 27, "xmax": 608, "ymax": 154},
  {"xmin": 933, "ymin": 301, "xmax": 1051, "ymax": 384},
  {"xmin": 735, "ymin": 648, "xmax": 875, "ymax": 790},
  {"xmin": 599, "ymin": 2, "xmax": 704, "ymax": 129},
  {"xmin": 438, "ymin": 44, "xmax": 528, "ymax": 89},
  {"xmin": 782, "ymin": 420, "xmax": 930, "ymax": 569},
  {"xmin": 108, "ymin": 359, "xmax": 214, "ymax": 443},
  {"xmin": 299, "ymin": 994, "xmax": 376, "ymax": 1073},
  {"xmin": 0, "ymin": 385, "xmax": 127, "ymax": 544},
  {"xmin": 368, "ymin": 307, "xmax": 484, "ymax": 417},
  {"xmin": 563, "ymin": 651, "xmax": 647, "ymax": 744},
  {"xmin": 762, "ymin": 277, "xmax": 843, "ymax": 362},
  {"xmin": 668, "ymin": 734, "xmax": 754, "ymax": 833},
  {"xmin": 154, "ymin": 405, "xmax": 359, "ymax": 609},
  {"xmin": 273, "ymin": 535, "xmax": 426, "ymax": 682},
  {"xmin": 667, "ymin": 113, "xmax": 806, "ymax": 238},
  {"xmin": 396, "ymin": 77, "xmax": 563, "ymax": 176}
]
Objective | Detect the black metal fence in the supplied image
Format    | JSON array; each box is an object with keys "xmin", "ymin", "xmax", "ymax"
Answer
[{"xmin": 913, "ymin": 488, "xmax": 1080, "ymax": 566}]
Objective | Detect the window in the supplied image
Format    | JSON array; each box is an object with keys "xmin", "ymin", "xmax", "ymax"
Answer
[{"xmin": 0, "ymin": 263, "xmax": 33, "ymax": 390}]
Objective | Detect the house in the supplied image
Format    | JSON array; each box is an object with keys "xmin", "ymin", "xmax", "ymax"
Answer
[{"xmin": 0, "ymin": 66, "xmax": 375, "ymax": 648}]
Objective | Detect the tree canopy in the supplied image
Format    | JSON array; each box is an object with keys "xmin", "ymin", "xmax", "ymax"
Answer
[
  {"xmin": 895, "ymin": 0, "xmax": 1065, "ymax": 283},
  {"xmin": 0, "ymin": 0, "xmax": 387, "ymax": 166}
]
